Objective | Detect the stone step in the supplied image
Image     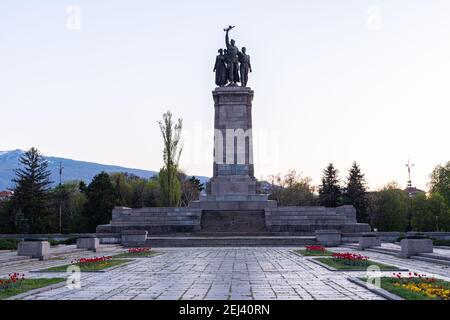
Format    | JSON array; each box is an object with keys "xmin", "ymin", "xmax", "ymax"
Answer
[
  {"xmin": 417, "ymin": 252, "xmax": 450, "ymax": 262},
  {"xmin": 201, "ymin": 210, "xmax": 266, "ymax": 232},
  {"xmin": 365, "ymin": 247, "xmax": 400, "ymax": 256},
  {"xmin": 0, "ymin": 254, "xmax": 33, "ymax": 264},
  {"xmin": 154, "ymin": 232, "xmax": 311, "ymax": 237},
  {"xmin": 145, "ymin": 236, "xmax": 317, "ymax": 247},
  {"xmin": 411, "ymin": 255, "xmax": 450, "ymax": 266}
]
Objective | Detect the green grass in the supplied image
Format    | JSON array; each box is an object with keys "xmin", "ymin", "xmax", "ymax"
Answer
[
  {"xmin": 0, "ymin": 239, "xmax": 20, "ymax": 250},
  {"xmin": 433, "ymin": 239, "xmax": 450, "ymax": 247},
  {"xmin": 48, "ymin": 238, "xmax": 78, "ymax": 246},
  {"xmin": 315, "ymin": 257, "xmax": 400, "ymax": 271},
  {"xmin": 42, "ymin": 259, "xmax": 132, "ymax": 272},
  {"xmin": 113, "ymin": 251, "xmax": 161, "ymax": 258},
  {"xmin": 360, "ymin": 277, "xmax": 450, "ymax": 300},
  {"xmin": 294, "ymin": 249, "xmax": 333, "ymax": 256},
  {"xmin": 0, "ymin": 238, "xmax": 78, "ymax": 250},
  {"xmin": 0, "ymin": 278, "xmax": 65, "ymax": 300}
]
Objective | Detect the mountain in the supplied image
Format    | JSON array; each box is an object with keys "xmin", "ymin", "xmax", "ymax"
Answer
[{"xmin": 0, "ymin": 150, "xmax": 209, "ymax": 190}]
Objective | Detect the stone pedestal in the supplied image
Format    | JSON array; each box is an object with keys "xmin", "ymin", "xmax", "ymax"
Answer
[
  {"xmin": 358, "ymin": 234, "xmax": 381, "ymax": 250},
  {"xmin": 17, "ymin": 241, "xmax": 50, "ymax": 260},
  {"xmin": 398, "ymin": 238, "xmax": 433, "ymax": 258},
  {"xmin": 121, "ymin": 230, "xmax": 148, "ymax": 247},
  {"xmin": 209, "ymin": 86, "xmax": 256, "ymax": 196},
  {"xmin": 77, "ymin": 237, "xmax": 99, "ymax": 252},
  {"xmin": 315, "ymin": 230, "xmax": 341, "ymax": 247}
]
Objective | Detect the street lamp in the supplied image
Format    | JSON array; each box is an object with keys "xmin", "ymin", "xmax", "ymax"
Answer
[{"xmin": 406, "ymin": 160, "xmax": 414, "ymax": 231}]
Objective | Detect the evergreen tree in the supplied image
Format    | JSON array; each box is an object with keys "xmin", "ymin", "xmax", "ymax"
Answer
[
  {"xmin": 82, "ymin": 172, "xmax": 117, "ymax": 232},
  {"xmin": 343, "ymin": 161, "xmax": 368, "ymax": 222},
  {"xmin": 12, "ymin": 147, "xmax": 52, "ymax": 233},
  {"xmin": 158, "ymin": 111, "xmax": 183, "ymax": 206},
  {"xmin": 180, "ymin": 175, "xmax": 205, "ymax": 207},
  {"xmin": 318, "ymin": 163, "xmax": 342, "ymax": 207}
]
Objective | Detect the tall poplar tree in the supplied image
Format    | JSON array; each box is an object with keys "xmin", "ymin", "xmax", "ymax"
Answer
[{"xmin": 158, "ymin": 111, "xmax": 183, "ymax": 207}]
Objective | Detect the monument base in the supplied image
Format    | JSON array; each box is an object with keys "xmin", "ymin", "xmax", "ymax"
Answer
[
  {"xmin": 190, "ymin": 194, "xmax": 276, "ymax": 210},
  {"xmin": 210, "ymin": 176, "xmax": 257, "ymax": 195}
]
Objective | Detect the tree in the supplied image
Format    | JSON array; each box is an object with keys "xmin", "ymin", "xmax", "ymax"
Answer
[
  {"xmin": 158, "ymin": 111, "xmax": 183, "ymax": 206},
  {"xmin": 142, "ymin": 177, "xmax": 160, "ymax": 207},
  {"xmin": 110, "ymin": 172, "xmax": 135, "ymax": 207},
  {"xmin": 429, "ymin": 161, "xmax": 450, "ymax": 207},
  {"xmin": 268, "ymin": 170, "xmax": 316, "ymax": 206},
  {"xmin": 411, "ymin": 193, "xmax": 450, "ymax": 232},
  {"xmin": 48, "ymin": 181, "xmax": 87, "ymax": 233},
  {"xmin": 343, "ymin": 162, "xmax": 368, "ymax": 222},
  {"xmin": 81, "ymin": 172, "xmax": 117, "ymax": 232},
  {"xmin": 180, "ymin": 174, "xmax": 205, "ymax": 207},
  {"xmin": 368, "ymin": 182, "xmax": 409, "ymax": 231},
  {"xmin": 318, "ymin": 163, "xmax": 342, "ymax": 207},
  {"xmin": 0, "ymin": 199, "xmax": 15, "ymax": 233},
  {"xmin": 11, "ymin": 147, "xmax": 52, "ymax": 233}
]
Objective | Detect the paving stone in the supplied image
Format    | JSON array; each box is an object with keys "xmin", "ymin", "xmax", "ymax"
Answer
[{"xmin": 2, "ymin": 246, "xmax": 450, "ymax": 300}]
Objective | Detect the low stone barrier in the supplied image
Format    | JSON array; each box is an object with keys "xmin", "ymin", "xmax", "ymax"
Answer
[
  {"xmin": 358, "ymin": 234, "xmax": 381, "ymax": 250},
  {"xmin": 17, "ymin": 240, "xmax": 50, "ymax": 260},
  {"xmin": 77, "ymin": 237, "xmax": 99, "ymax": 252},
  {"xmin": 398, "ymin": 237, "xmax": 433, "ymax": 258},
  {"xmin": 315, "ymin": 230, "xmax": 341, "ymax": 246},
  {"xmin": 121, "ymin": 230, "xmax": 148, "ymax": 247}
]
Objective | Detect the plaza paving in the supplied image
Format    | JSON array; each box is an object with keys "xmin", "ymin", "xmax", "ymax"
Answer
[{"xmin": 1, "ymin": 245, "xmax": 450, "ymax": 300}]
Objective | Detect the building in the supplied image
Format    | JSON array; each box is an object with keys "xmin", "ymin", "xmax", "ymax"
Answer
[{"xmin": 0, "ymin": 190, "xmax": 14, "ymax": 201}]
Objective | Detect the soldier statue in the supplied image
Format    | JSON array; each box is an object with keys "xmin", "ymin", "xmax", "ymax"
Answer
[
  {"xmin": 238, "ymin": 47, "xmax": 252, "ymax": 87},
  {"xmin": 224, "ymin": 26, "xmax": 240, "ymax": 85},
  {"xmin": 213, "ymin": 48, "xmax": 227, "ymax": 87}
]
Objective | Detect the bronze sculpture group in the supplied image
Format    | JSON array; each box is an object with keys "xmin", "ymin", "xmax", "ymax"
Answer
[{"xmin": 214, "ymin": 26, "xmax": 252, "ymax": 87}]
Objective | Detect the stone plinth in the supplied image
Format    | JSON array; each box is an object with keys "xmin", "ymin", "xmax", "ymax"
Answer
[
  {"xmin": 194, "ymin": 194, "xmax": 275, "ymax": 211},
  {"xmin": 358, "ymin": 234, "xmax": 381, "ymax": 250},
  {"xmin": 210, "ymin": 86, "xmax": 255, "ymax": 196},
  {"xmin": 17, "ymin": 241, "xmax": 50, "ymax": 260},
  {"xmin": 315, "ymin": 230, "xmax": 341, "ymax": 246},
  {"xmin": 398, "ymin": 238, "xmax": 433, "ymax": 258},
  {"xmin": 77, "ymin": 237, "xmax": 99, "ymax": 252},
  {"xmin": 121, "ymin": 230, "xmax": 148, "ymax": 247}
]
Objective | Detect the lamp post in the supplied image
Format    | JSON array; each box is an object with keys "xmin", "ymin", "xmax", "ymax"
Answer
[
  {"xmin": 406, "ymin": 160, "xmax": 414, "ymax": 231},
  {"xmin": 58, "ymin": 162, "xmax": 64, "ymax": 234}
]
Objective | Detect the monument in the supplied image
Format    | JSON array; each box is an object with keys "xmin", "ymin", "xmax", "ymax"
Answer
[{"xmin": 96, "ymin": 26, "xmax": 371, "ymax": 246}]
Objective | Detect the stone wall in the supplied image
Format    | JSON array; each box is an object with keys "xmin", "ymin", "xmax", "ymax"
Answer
[
  {"xmin": 96, "ymin": 207, "xmax": 202, "ymax": 234},
  {"xmin": 265, "ymin": 205, "xmax": 371, "ymax": 234}
]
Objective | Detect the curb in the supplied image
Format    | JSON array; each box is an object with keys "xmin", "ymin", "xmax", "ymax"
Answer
[
  {"xmin": 30, "ymin": 259, "xmax": 137, "ymax": 273},
  {"xmin": 309, "ymin": 257, "xmax": 408, "ymax": 272},
  {"xmin": 347, "ymin": 277, "xmax": 403, "ymax": 300}
]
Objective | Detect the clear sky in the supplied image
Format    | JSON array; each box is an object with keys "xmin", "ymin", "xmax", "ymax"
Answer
[{"xmin": 1, "ymin": 0, "xmax": 449, "ymax": 191}]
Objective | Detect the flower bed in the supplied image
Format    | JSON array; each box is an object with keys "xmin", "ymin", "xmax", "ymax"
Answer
[
  {"xmin": 113, "ymin": 248, "xmax": 159, "ymax": 258},
  {"xmin": 331, "ymin": 252, "xmax": 370, "ymax": 266},
  {"xmin": 0, "ymin": 273, "xmax": 64, "ymax": 300},
  {"xmin": 314, "ymin": 252, "xmax": 400, "ymax": 271},
  {"xmin": 294, "ymin": 245, "xmax": 332, "ymax": 256},
  {"xmin": 42, "ymin": 256, "xmax": 132, "ymax": 272},
  {"xmin": 372, "ymin": 273, "xmax": 450, "ymax": 300}
]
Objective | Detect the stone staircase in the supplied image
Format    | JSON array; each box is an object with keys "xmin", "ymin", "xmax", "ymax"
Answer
[
  {"xmin": 144, "ymin": 210, "xmax": 317, "ymax": 247},
  {"xmin": 200, "ymin": 210, "xmax": 266, "ymax": 232},
  {"xmin": 144, "ymin": 236, "xmax": 316, "ymax": 247}
]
